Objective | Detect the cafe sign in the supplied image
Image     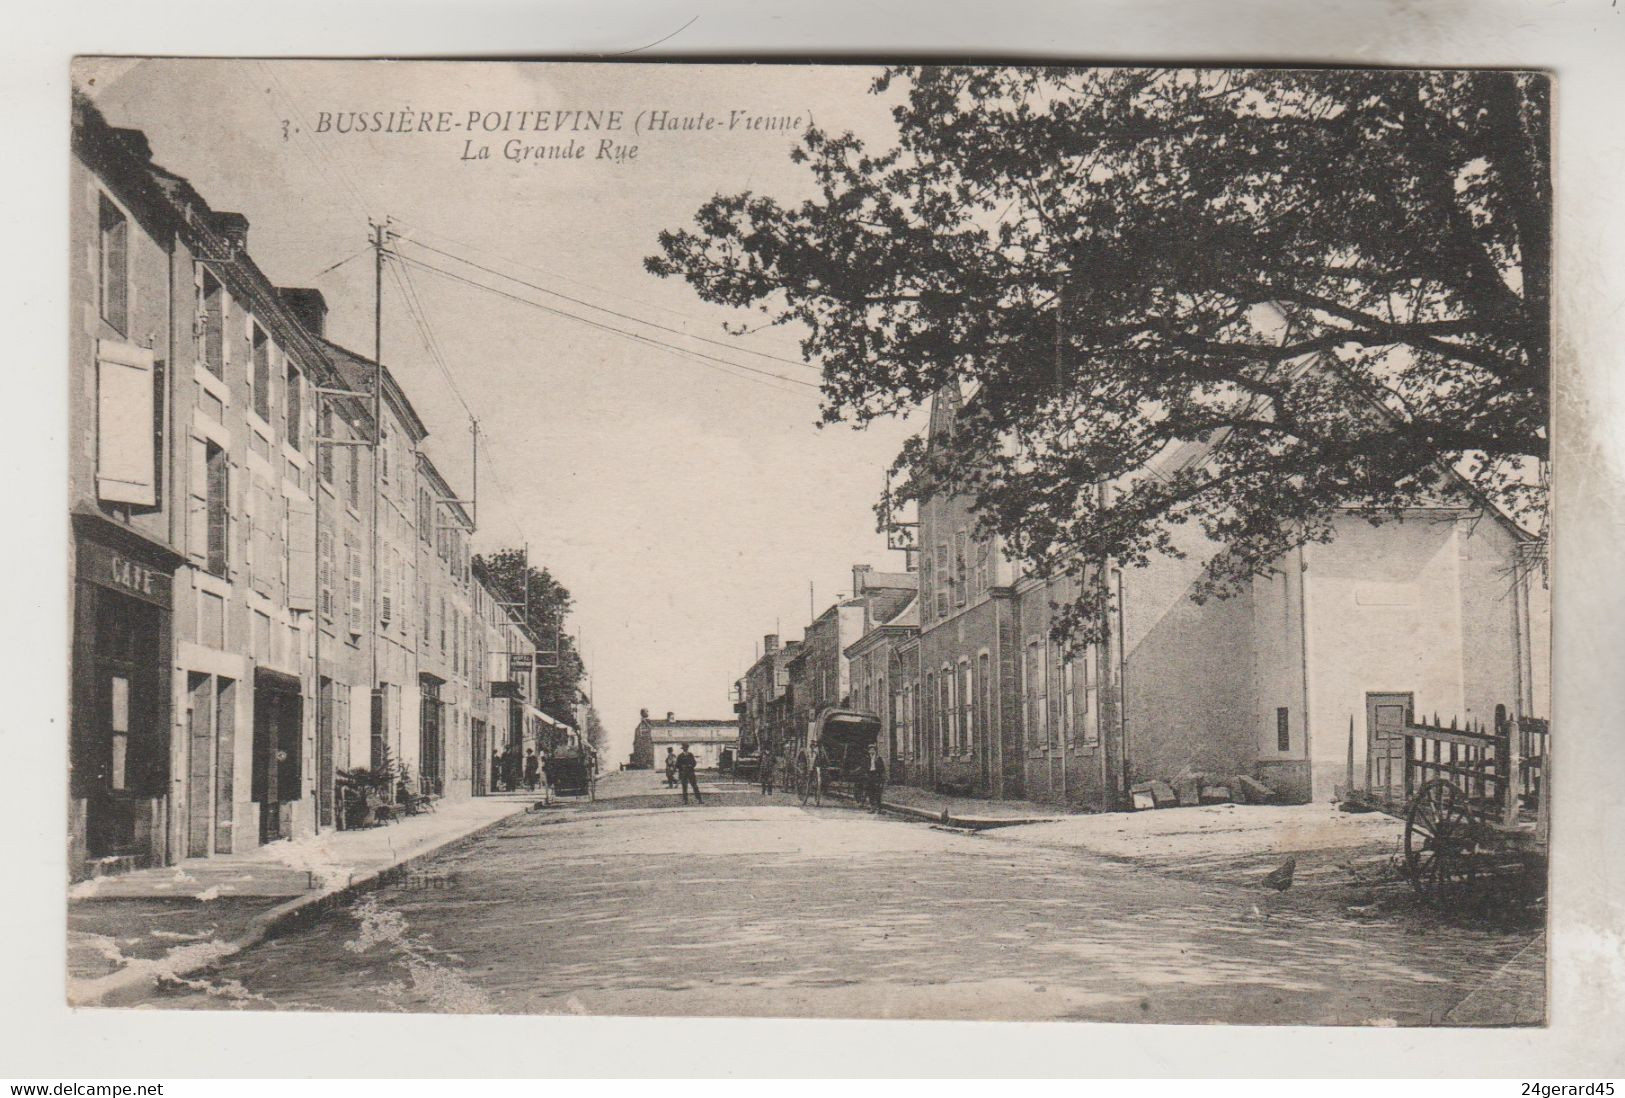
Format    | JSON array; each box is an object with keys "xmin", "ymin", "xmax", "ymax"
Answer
[{"xmin": 82, "ymin": 541, "xmax": 173, "ymax": 608}]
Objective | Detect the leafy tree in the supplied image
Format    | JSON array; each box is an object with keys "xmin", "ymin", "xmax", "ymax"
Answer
[
  {"xmin": 474, "ymin": 549, "xmax": 586, "ymax": 726},
  {"xmin": 584, "ymin": 707, "xmax": 609, "ymax": 753},
  {"xmin": 647, "ymin": 67, "xmax": 1549, "ymax": 646}
]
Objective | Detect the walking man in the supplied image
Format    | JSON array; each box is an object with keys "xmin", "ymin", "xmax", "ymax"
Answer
[
  {"xmin": 676, "ymin": 743, "xmax": 703, "ymax": 805},
  {"xmin": 524, "ymin": 748, "xmax": 540, "ymax": 792},
  {"xmin": 864, "ymin": 743, "xmax": 887, "ymax": 812},
  {"xmin": 663, "ymin": 747, "xmax": 678, "ymax": 788}
]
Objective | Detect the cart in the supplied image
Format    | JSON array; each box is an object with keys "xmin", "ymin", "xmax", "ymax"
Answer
[
  {"xmin": 797, "ymin": 709, "xmax": 882, "ymax": 807},
  {"xmin": 547, "ymin": 745, "xmax": 598, "ymax": 801},
  {"xmin": 1346, "ymin": 706, "xmax": 1548, "ymax": 907}
]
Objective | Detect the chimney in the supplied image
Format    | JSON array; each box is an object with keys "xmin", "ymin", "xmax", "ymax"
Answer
[
  {"xmin": 763, "ymin": 633, "xmax": 779, "ymax": 655},
  {"xmin": 666, "ymin": 711, "xmax": 675, "ymax": 723},
  {"xmin": 211, "ymin": 211, "xmax": 250, "ymax": 254},
  {"xmin": 277, "ymin": 287, "xmax": 328, "ymax": 337},
  {"xmin": 852, "ymin": 563, "xmax": 873, "ymax": 595}
]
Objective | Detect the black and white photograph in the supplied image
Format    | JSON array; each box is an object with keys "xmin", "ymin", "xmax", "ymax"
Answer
[{"xmin": 54, "ymin": 56, "xmax": 1569, "ymax": 1030}]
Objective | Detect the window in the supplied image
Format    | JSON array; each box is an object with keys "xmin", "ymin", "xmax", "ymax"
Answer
[
  {"xmin": 199, "ymin": 271, "xmax": 225, "ymax": 378},
  {"xmin": 1024, "ymin": 640, "xmax": 1048, "ymax": 751},
  {"xmin": 1083, "ymin": 646, "xmax": 1100, "ymax": 747},
  {"xmin": 98, "ymin": 196, "xmax": 129, "ymax": 334},
  {"xmin": 250, "ymin": 325, "xmax": 271, "ymax": 422},
  {"xmin": 285, "ymin": 360, "xmax": 302, "ymax": 449},
  {"xmin": 939, "ymin": 669, "xmax": 952, "ymax": 754},
  {"xmin": 108, "ymin": 674, "xmax": 130, "ymax": 791},
  {"xmin": 934, "ymin": 543, "xmax": 949, "ymax": 619},
  {"xmin": 1062, "ymin": 656, "xmax": 1077, "ymax": 746},
  {"xmin": 319, "ymin": 403, "xmax": 335, "ymax": 485},
  {"xmin": 959, "ymin": 660, "xmax": 974, "ymax": 754},
  {"xmin": 439, "ymin": 594, "xmax": 447, "ymax": 653},
  {"xmin": 923, "ymin": 672, "xmax": 935, "ymax": 756},
  {"xmin": 318, "ymin": 524, "xmax": 335, "ymax": 620},
  {"xmin": 205, "ymin": 442, "xmax": 229, "ymax": 577},
  {"xmin": 954, "ymin": 530, "xmax": 969, "ymax": 606},
  {"xmin": 977, "ymin": 652, "xmax": 991, "ymax": 754},
  {"xmin": 1277, "ymin": 707, "xmax": 1290, "ymax": 752},
  {"xmin": 920, "ymin": 547, "xmax": 934, "ymax": 622},
  {"xmin": 379, "ymin": 422, "xmax": 390, "ymax": 484},
  {"xmin": 974, "ymin": 535, "xmax": 991, "ymax": 594},
  {"xmin": 346, "ymin": 541, "xmax": 363, "ymax": 628}
]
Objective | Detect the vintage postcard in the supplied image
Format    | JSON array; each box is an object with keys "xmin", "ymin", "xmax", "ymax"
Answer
[{"xmin": 65, "ymin": 58, "xmax": 1550, "ymax": 1025}]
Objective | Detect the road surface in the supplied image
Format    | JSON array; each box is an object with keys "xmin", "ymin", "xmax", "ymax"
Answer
[{"xmin": 153, "ymin": 771, "xmax": 1540, "ymax": 1023}]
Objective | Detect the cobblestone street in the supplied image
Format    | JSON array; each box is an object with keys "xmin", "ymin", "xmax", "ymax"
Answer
[{"xmin": 152, "ymin": 771, "xmax": 1544, "ymax": 1023}]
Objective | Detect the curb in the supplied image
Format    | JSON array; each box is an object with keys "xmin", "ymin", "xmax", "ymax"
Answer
[
  {"xmin": 825, "ymin": 788, "xmax": 1057, "ymax": 830},
  {"xmin": 68, "ymin": 803, "xmax": 538, "ymax": 1008}
]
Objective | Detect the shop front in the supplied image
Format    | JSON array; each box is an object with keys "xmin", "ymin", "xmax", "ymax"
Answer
[{"xmin": 70, "ymin": 516, "xmax": 182, "ymax": 880}]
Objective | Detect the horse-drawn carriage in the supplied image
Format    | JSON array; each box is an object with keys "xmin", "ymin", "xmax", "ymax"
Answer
[
  {"xmin": 794, "ymin": 709, "xmax": 882, "ymax": 806},
  {"xmin": 548, "ymin": 743, "xmax": 597, "ymax": 800}
]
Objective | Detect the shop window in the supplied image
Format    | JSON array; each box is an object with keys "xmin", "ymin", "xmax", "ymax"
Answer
[
  {"xmin": 98, "ymin": 196, "xmax": 128, "ymax": 334},
  {"xmin": 108, "ymin": 674, "xmax": 130, "ymax": 791}
]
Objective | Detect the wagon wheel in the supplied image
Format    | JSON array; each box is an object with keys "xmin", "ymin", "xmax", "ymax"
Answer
[{"xmin": 1404, "ymin": 779, "xmax": 1479, "ymax": 906}]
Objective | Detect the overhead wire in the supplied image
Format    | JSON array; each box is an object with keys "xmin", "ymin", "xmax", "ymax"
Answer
[
  {"xmin": 389, "ymin": 251, "xmax": 822, "ymax": 395},
  {"xmin": 393, "ymin": 235, "xmax": 821, "ymax": 372}
]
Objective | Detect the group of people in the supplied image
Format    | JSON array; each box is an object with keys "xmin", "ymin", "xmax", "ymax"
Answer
[
  {"xmin": 490, "ymin": 746, "xmax": 545, "ymax": 794},
  {"xmin": 663, "ymin": 744, "xmax": 703, "ymax": 804},
  {"xmin": 756, "ymin": 742, "xmax": 887, "ymax": 811}
]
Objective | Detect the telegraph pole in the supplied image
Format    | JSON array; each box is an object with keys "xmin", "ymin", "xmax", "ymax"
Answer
[{"xmin": 369, "ymin": 218, "xmax": 387, "ymax": 770}]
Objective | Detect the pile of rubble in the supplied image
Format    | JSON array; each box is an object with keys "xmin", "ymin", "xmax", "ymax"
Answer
[{"xmin": 1128, "ymin": 771, "xmax": 1277, "ymax": 811}]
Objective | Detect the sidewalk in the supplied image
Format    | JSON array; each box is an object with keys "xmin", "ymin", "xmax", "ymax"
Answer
[
  {"xmin": 68, "ymin": 793, "xmax": 544, "ymax": 1006},
  {"xmin": 840, "ymin": 783, "xmax": 1065, "ymax": 828},
  {"xmin": 981, "ymin": 801, "xmax": 1407, "ymax": 889}
]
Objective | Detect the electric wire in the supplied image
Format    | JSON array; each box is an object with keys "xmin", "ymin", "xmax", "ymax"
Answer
[
  {"xmin": 389, "ymin": 251, "xmax": 822, "ymax": 394},
  {"xmin": 393, "ymin": 235, "xmax": 821, "ymax": 372}
]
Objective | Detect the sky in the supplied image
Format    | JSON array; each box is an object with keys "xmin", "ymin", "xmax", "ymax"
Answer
[{"xmin": 84, "ymin": 59, "xmax": 918, "ymax": 764}]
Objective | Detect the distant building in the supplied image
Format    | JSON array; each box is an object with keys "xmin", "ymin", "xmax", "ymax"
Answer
[{"xmin": 634, "ymin": 710, "xmax": 739, "ymax": 770}]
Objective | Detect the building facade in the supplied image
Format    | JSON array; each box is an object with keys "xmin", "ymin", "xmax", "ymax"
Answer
[
  {"xmin": 906, "ymin": 383, "xmax": 1551, "ymax": 809},
  {"xmin": 69, "ymin": 97, "xmax": 540, "ymax": 880},
  {"xmin": 635, "ymin": 711, "xmax": 739, "ymax": 770}
]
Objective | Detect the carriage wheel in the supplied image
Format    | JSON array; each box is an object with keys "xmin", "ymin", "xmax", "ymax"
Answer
[{"xmin": 1404, "ymin": 779, "xmax": 1479, "ymax": 907}]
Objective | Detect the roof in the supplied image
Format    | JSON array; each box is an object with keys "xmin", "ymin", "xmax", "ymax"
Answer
[
  {"xmin": 320, "ymin": 338, "xmax": 430, "ymax": 442},
  {"xmin": 844, "ymin": 594, "xmax": 920, "ymax": 658}
]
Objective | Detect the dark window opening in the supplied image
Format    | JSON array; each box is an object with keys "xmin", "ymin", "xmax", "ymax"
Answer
[{"xmin": 98, "ymin": 196, "xmax": 128, "ymax": 334}]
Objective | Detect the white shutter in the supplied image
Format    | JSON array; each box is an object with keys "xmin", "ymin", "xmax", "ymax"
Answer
[
  {"xmin": 286, "ymin": 494, "xmax": 316, "ymax": 611},
  {"xmin": 95, "ymin": 340, "xmax": 157, "ymax": 506}
]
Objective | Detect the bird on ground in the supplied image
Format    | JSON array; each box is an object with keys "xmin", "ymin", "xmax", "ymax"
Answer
[{"xmin": 1261, "ymin": 857, "xmax": 1297, "ymax": 892}]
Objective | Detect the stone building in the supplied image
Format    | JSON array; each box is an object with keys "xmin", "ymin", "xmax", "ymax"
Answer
[
  {"xmin": 68, "ymin": 96, "xmax": 536, "ymax": 879},
  {"xmin": 907, "ymin": 377, "xmax": 1550, "ymax": 808}
]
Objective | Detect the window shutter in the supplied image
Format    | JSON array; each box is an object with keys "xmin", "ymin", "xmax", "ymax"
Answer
[
  {"xmin": 96, "ymin": 340, "xmax": 157, "ymax": 506},
  {"xmin": 380, "ymin": 553, "xmax": 394, "ymax": 624},
  {"xmin": 187, "ymin": 437, "xmax": 209, "ymax": 561},
  {"xmin": 286, "ymin": 495, "xmax": 316, "ymax": 611}
]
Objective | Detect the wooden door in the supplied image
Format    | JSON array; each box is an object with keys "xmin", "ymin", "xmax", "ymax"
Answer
[{"xmin": 1366, "ymin": 692, "xmax": 1413, "ymax": 804}]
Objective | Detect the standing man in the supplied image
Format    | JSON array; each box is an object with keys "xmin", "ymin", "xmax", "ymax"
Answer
[
  {"xmin": 663, "ymin": 746, "xmax": 678, "ymax": 788},
  {"xmin": 524, "ymin": 748, "xmax": 541, "ymax": 792},
  {"xmin": 490, "ymin": 749, "xmax": 503, "ymax": 793},
  {"xmin": 759, "ymin": 745, "xmax": 775, "ymax": 795},
  {"xmin": 864, "ymin": 743, "xmax": 887, "ymax": 812},
  {"xmin": 676, "ymin": 743, "xmax": 703, "ymax": 805}
]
